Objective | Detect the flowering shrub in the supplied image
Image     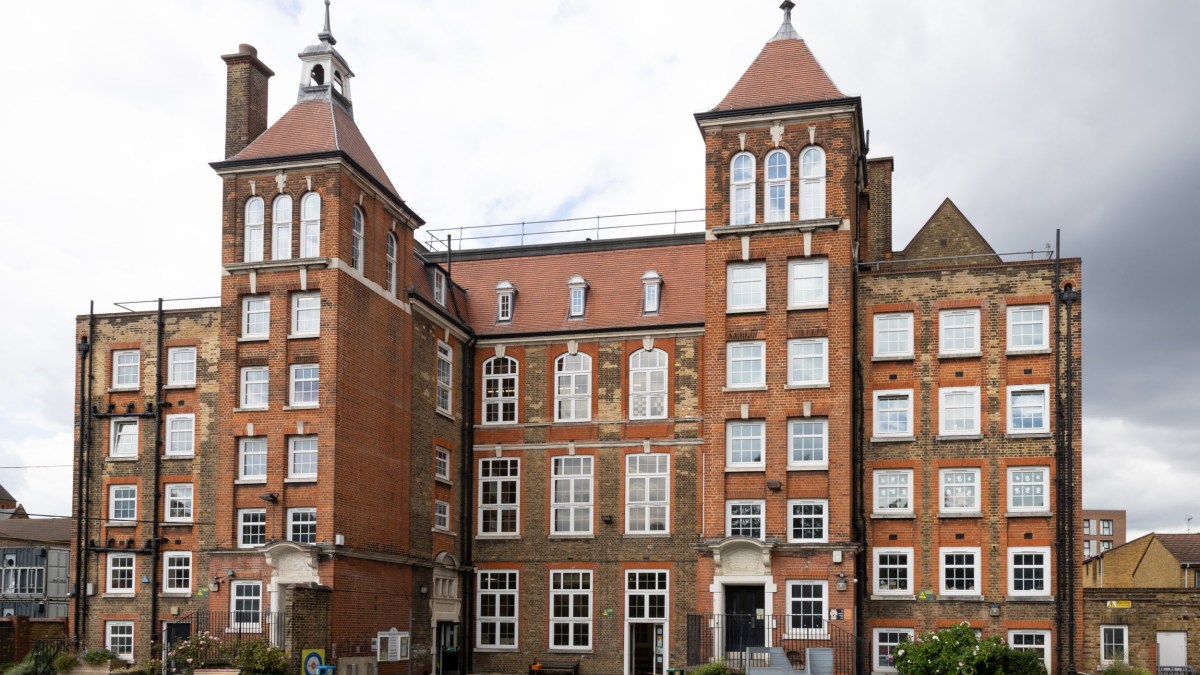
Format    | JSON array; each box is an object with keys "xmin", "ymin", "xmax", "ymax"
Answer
[
  {"xmin": 79, "ymin": 648, "xmax": 119, "ymax": 665},
  {"xmin": 231, "ymin": 639, "xmax": 287, "ymax": 675},
  {"xmin": 166, "ymin": 633, "xmax": 228, "ymax": 673},
  {"xmin": 893, "ymin": 623, "xmax": 1046, "ymax": 675}
]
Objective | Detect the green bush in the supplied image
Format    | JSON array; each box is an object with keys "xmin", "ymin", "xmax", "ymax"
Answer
[
  {"xmin": 1099, "ymin": 663, "xmax": 1151, "ymax": 675},
  {"xmin": 79, "ymin": 650, "xmax": 118, "ymax": 666},
  {"xmin": 690, "ymin": 661, "xmax": 731, "ymax": 675},
  {"xmin": 51, "ymin": 653, "xmax": 79, "ymax": 673},
  {"xmin": 231, "ymin": 640, "xmax": 286, "ymax": 675},
  {"xmin": 893, "ymin": 622, "xmax": 1046, "ymax": 675}
]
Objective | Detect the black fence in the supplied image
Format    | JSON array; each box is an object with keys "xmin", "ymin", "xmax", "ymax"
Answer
[
  {"xmin": 686, "ymin": 614, "xmax": 860, "ymax": 673},
  {"xmin": 164, "ymin": 611, "xmax": 285, "ymax": 670}
]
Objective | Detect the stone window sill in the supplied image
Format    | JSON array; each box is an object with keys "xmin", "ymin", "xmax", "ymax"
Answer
[{"xmin": 871, "ymin": 436, "xmax": 914, "ymax": 443}]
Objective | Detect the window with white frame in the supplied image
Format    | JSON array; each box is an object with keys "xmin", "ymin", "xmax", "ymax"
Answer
[
  {"xmin": 874, "ymin": 548, "xmax": 913, "ymax": 596},
  {"xmin": 1008, "ymin": 630, "xmax": 1050, "ymax": 672},
  {"xmin": 1009, "ymin": 547, "xmax": 1050, "ymax": 596},
  {"xmin": 106, "ymin": 622, "xmax": 134, "ymax": 660},
  {"xmin": 242, "ymin": 296, "xmax": 270, "ymax": 339},
  {"xmin": 292, "ymin": 292, "xmax": 320, "ymax": 336},
  {"xmin": 167, "ymin": 347, "xmax": 196, "ymax": 386},
  {"xmin": 109, "ymin": 485, "xmax": 136, "ymax": 523},
  {"xmin": 630, "ymin": 349, "xmax": 668, "ymax": 419},
  {"xmin": 496, "ymin": 281, "xmax": 515, "ymax": 322},
  {"xmin": 165, "ymin": 484, "xmax": 193, "ymax": 522},
  {"xmin": 288, "ymin": 436, "xmax": 317, "ymax": 479},
  {"xmin": 550, "ymin": 570, "xmax": 592, "ymax": 650},
  {"xmin": 1101, "ymin": 625, "xmax": 1128, "ymax": 664},
  {"xmin": 1008, "ymin": 385, "xmax": 1050, "ymax": 433},
  {"xmin": 727, "ymin": 341, "xmax": 765, "ymax": 388},
  {"xmin": 239, "ymin": 438, "xmax": 266, "ymax": 481},
  {"xmin": 1008, "ymin": 305, "xmax": 1049, "ymax": 352},
  {"xmin": 385, "ymin": 233, "xmax": 397, "ymax": 295},
  {"xmin": 788, "ymin": 258, "xmax": 828, "ymax": 309},
  {"xmin": 238, "ymin": 509, "xmax": 266, "ymax": 548},
  {"xmin": 551, "ymin": 456, "xmax": 592, "ymax": 535},
  {"xmin": 567, "ymin": 276, "xmax": 587, "ymax": 317},
  {"xmin": 106, "ymin": 554, "xmax": 134, "ymax": 594},
  {"xmin": 1083, "ymin": 540, "xmax": 1093, "ymax": 558},
  {"xmin": 479, "ymin": 458, "xmax": 519, "ymax": 536},
  {"xmin": 765, "ymin": 149, "xmax": 790, "ymax": 222},
  {"xmin": 788, "ymin": 500, "xmax": 828, "ymax": 543},
  {"xmin": 163, "ymin": 552, "xmax": 191, "ymax": 593},
  {"xmin": 1101, "ymin": 519, "xmax": 1113, "ymax": 536},
  {"xmin": 240, "ymin": 366, "xmax": 268, "ymax": 409},
  {"xmin": 626, "ymin": 571, "xmax": 668, "ymax": 621},
  {"xmin": 873, "ymin": 390, "xmax": 913, "ymax": 437},
  {"xmin": 799, "ymin": 146, "xmax": 826, "ymax": 220},
  {"xmin": 110, "ymin": 419, "xmax": 138, "ymax": 457},
  {"xmin": 726, "ymin": 420, "xmax": 765, "ymax": 470},
  {"xmin": 938, "ymin": 387, "xmax": 980, "ymax": 436},
  {"xmin": 112, "ymin": 350, "xmax": 139, "ymax": 389},
  {"xmin": 434, "ymin": 269, "xmax": 448, "ymax": 307},
  {"xmin": 434, "ymin": 500, "xmax": 451, "ymax": 531},
  {"xmin": 939, "ymin": 309, "xmax": 980, "ymax": 355},
  {"xmin": 874, "ymin": 470, "xmax": 913, "ymax": 515},
  {"xmin": 940, "ymin": 548, "xmax": 981, "ymax": 595},
  {"xmin": 1101, "ymin": 540, "xmax": 1112, "ymax": 552},
  {"xmin": 939, "ymin": 468, "xmax": 981, "ymax": 514},
  {"xmin": 483, "ymin": 356, "xmax": 518, "ymax": 424},
  {"xmin": 477, "ymin": 571, "xmax": 518, "ymax": 649},
  {"xmin": 166, "ymin": 414, "xmax": 195, "ymax": 456},
  {"xmin": 289, "ymin": 508, "xmax": 317, "ymax": 544},
  {"xmin": 245, "ymin": 197, "xmax": 264, "ymax": 263},
  {"xmin": 554, "ymin": 353, "xmax": 592, "ymax": 422},
  {"xmin": 436, "ymin": 342, "xmax": 453, "ymax": 414},
  {"xmin": 731, "ymin": 152, "xmax": 755, "ymax": 225},
  {"xmin": 727, "ymin": 500, "xmax": 765, "ymax": 540},
  {"xmin": 300, "ymin": 192, "xmax": 321, "ymax": 258},
  {"xmin": 289, "ymin": 364, "xmax": 319, "ymax": 407},
  {"xmin": 1009, "ymin": 466, "xmax": 1049, "ymax": 512},
  {"xmin": 788, "ymin": 418, "xmax": 827, "ymax": 469},
  {"xmin": 727, "ymin": 262, "xmax": 766, "ymax": 311},
  {"xmin": 873, "ymin": 313, "xmax": 913, "ymax": 359},
  {"xmin": 873, "ymin": 628, "xmax": 914, "ymax": 672},
  {"xmin": 435, "ymin": 447, "xmax": 451, "ymax": 482},
  {"xmin": 626, "ymin": 453, "xmax": 668, "ymax": 533},
  {"xmin": 231, "ymin": 581, "xmax": 263, "ymax": 628},
  {"xmin": 642, "ymin": 271, "xmax": 662, "ymax": 314},
  {"xmin": 788, "ymin": 338, "xmax": 828, "ymax": 386},
  {"xmin": 272, "ymin": 195, "xmax": 292, "ymax": 260},
  {"xmin": 351, "ymin": 206, "xmax": 364, "ymax": 272},
  {"xmin": 786, "ymin": 581, "xmax": 827, "ymax": 634}
]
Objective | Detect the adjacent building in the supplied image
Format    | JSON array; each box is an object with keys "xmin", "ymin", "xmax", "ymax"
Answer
[
  {"xmin": 1082, "ymin": 509, "xmax": 1128, "ymax": 559},
  {"xmin": 0, "ymin": 518, "xmax": 71, "ymax": 618}
]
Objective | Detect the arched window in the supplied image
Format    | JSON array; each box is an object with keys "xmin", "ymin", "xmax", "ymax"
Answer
[
  {"xmin": 630, "ymin": 349, "xmax": 668, "ymax": 420},
  {"xmin": 483, "ymin": 356, "xmax": 518, "ymax": 424},
  {"xmin": 300, "ymin": 193, "xmax": 321, "ymax": 258},
  {"xmin": 351, "ymin": 206, "xmax": 364, "ymax": 272},
  {"xmin": 244, "ymin": 197, "xmax": 264, "ymax": 263},
  {"xmin": 800, "ymin": 146, "xmax": 826, "ymax": 221},
  {"xmin": 385, "ymin": 233, "xmax": 397, "ymax": 295},
  {"xmin": 272, "ymin": 195, "xmax": 292, "ymax": 260},
  {"xmin": 731, "ymin": 153, "xmax": 755, "ymax": 226},
  {"xmin": 765, "ymin": 150, "xmax": 790, "ymax": 223},
  {"xmin": 554, "ymin": 352, "xmax": 592, "ymax": 422}
]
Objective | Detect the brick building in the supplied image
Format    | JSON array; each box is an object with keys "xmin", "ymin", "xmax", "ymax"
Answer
[
  {"xmin": 70, "ymin": 4, "xmax": 1083, "ymax": 675},
  {"xmin": 1082, "ymin": 509, "xmax": 1127, "ymax": 559}
]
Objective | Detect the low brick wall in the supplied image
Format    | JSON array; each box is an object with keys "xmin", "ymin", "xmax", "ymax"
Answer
[{"xmin": 0, "ymin": 616, "xmax": 68, "ymax": 663}]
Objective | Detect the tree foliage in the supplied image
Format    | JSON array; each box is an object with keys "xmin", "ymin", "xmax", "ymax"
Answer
[{"xmin": 893, "ymin": 623, "xmax": 1046, "ymax": 675}]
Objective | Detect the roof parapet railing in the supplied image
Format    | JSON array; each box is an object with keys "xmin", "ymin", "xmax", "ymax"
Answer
[
  {"xmin": 423, "ymin": 207, "xmax": 707, "ymax": 252},
  {"xmin": 857, "ymin": 246, "xmax": 1055, "ymax": 271},
  {"xmin": 110, "ymin": 296, "xmax": 221, "ymax": 313}
]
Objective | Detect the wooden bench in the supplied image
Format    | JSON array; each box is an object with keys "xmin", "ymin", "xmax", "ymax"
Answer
[{"xmin": 529, "ymin": 658, "xmax": 581, "ymax": 675}]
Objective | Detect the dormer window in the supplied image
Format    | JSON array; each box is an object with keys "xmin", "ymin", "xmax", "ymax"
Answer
[
  {"xmin": 731, "ymin": 153, "xmax": 755, "ymax": 226},
  {"xmin": 433, "ymin": 269, "xmax": 447, "ymax": 307},
  {"xmin": 642, "ymin": 271, "xmax": 662, "ymax": 314},
  {"xmin": 496, "ymin": 280, "xmax": 515, "ymax": 322},
  {"xmin": 568, "ymin": 275, "xmax": 588, "ymax": 318}
]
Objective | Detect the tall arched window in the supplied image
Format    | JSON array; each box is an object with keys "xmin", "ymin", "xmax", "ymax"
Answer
[
  {"xmin": 385, "ymin": 233, "xmax": 397, "ymax": 295},
  {"xmin": 800, "ymin": 146, "xmax": 826, "ymax": 221},
  {"xmin": 351, "ymin": 206, "xmax": 364, "ymax": 272},
  {"xmin": 765, "ymin": 150, "xmax": 790, "ymax": 223},
  {"xmin": 272, "ymin": 195, "xmax": 293, "ymax": 260},
  {"xmin": 630, "ymin": 349, "xmax": 668, "ymax": 420},
  {"xmin": 300, "ymin": 193, "xmax": 321, "ymax": 258},
  {"xmin": 554, "ymin": 352, "xmax": 592, "ymax": 422},
  {"xmin": 483, "ymin": 356, "xmax": 519, "ymax": 424},
  {"xmin": 244, "ymin": 197, "xmax": 264, "ymax": 263},
  {"xmin": 731, "ymin": 153, "xmax": 755, "ymax": 226}
]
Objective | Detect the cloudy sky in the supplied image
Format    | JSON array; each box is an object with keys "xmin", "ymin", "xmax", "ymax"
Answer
[{"xmin": 2, "ymin": 1, "xmax": 1197, "ymax": 540}]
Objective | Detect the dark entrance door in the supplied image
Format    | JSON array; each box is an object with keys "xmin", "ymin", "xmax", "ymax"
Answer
[
  {"xmin": 629, "ymin": 622, "xmax": 666, "ymax": 675},
  {"xmin": 435, "ymin": 621, "xmax": 459, "ymax": 675},
  {"xmin": 724, "ymin": 585, "xmax": 765, "ymax": 655}
]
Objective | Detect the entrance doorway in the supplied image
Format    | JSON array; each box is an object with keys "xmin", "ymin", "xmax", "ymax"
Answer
[
  {"xmin": 435, "ymin": 622, "xmax": 459, "ymax": 675},
  {"xmin": 629, "ymin": 623, "xmax": 665, "ymax": 675},
  {"xmin": 724, "ymin": 585, "xmax": 765, "ymax": 657}
]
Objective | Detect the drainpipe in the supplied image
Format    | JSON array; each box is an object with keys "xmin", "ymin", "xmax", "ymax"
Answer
[
  {"xmin": 74, "ymin": 304, "xmax": 94, "ymax": 644},
  {"xmin": 149, "ymin": 299, "xmax": 166, "ymax": 650},
  {"xmin": 458, "ymin": 317, "xmax": 476, "ymax": 673},
  {"xmin": 1059, "ymin": 274, "xmax": 1080, "ymax": 674}
]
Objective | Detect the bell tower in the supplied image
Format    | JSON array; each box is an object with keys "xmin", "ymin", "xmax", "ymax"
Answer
[{"xmin": 297, "ymin": 0, "xmax": 355, "ymax": 114}]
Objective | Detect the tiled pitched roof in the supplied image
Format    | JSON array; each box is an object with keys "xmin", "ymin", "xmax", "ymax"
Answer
[
  {"xmin": 410, "ymin": 252, "xmax": 470, "ymax": 326},
  {"xmin": 448, "ymin": 242, "xmax": 705, "ymax": 336},
  {"xmin": 227, "ymin": 100, "xmax": 400, "ymax": 199},
  {"xmin": 713, "ymin": 37, "xmax": 845, "ymax": 112},
  {"xmin": 1157, "ymin": 533, "xmax": 1200, "ymax": 564},
  {"xmin": 0, "ymin": 518, "xmax": 71, "ymax": 545}
]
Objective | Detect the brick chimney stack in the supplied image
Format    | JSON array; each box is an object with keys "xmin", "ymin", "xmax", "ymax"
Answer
[{"xmin": 220, "ymin": 44, "xmax": 274, "ymax": 159}]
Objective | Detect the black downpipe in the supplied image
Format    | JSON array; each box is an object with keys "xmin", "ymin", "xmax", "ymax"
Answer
[
  {"xmin": 851, "ymin": 145, "xmax": 867, "ymax": 675},
  {"xmin": 74, "ymin": 304, "xmax": 95, "ymax": 642},
  {"xmin": 1058, "ymin": 256, "xmax": 1080, "ymax": 675},
  {"xmin": 149, "ymin": 299, "xmax": 166, "ymax": 650},
  {"xmin": 459, "ymin": 334, "xmax": 475, "ymax": 675}
]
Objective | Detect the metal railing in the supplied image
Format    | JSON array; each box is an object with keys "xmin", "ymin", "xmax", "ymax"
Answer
[
  {"xmin": 686, "ymin": 614, "xmax": 860, "ymax": 673},
  {"xmin": 856, "ymin": 247, "xmax": 1054, "ymax": 271},
  {"xmin": 166, "ymin": 611, "xmax": 286, "ymax": 668},
  {"xmin": 423, "ymin": 208, "xmax": 707, "ymax": 251}
]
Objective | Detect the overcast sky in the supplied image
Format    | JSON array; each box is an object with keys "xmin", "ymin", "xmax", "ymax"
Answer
[{"xmin": 2, "ymin": 1, "xmax": 1197, "ymax": 541}]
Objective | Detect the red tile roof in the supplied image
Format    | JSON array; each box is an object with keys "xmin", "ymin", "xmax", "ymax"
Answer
[
  {"xmin": 228, "ymin": 100, "xmax": 400, "ymax": 199},
  {"xmin": 410, "ymin": 252, "xmax": 471, "ymax": 326},
  {"xmin": 713, "ymin": 37, "xmax": 845, "ymax": 112},
  {"xmin": 1157, "ymin": 533, "xmax": 1200, "ymax": 564},
  {"xmin": 0, "ymin": 517, "xmax": 72, "ymax": 545},
  {"xmin": 448, "ymin": 242, "xmax": 705, "ymax": 336}
]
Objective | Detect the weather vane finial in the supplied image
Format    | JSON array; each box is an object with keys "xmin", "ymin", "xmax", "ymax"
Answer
[
  {"xmin": 771, "ymin": 0, "xmax": 800, "ymax": 41},
  {"xmin": 318, "ymin": 0, "xmax": 337, "ymax": 45}
]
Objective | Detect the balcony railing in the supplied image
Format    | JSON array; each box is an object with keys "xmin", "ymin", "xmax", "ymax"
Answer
[
  {"xmin": 686, "ymin": 613, "xmax": 861, "ymax": 672},
  {"xmin": 165, "ymin": 611, "xmax": 285, "ymax": 671}
]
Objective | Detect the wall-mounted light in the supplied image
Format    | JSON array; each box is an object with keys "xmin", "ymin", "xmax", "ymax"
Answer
[
  {"xmin": 835, "ymin": 573, "xmax": 847, "ymax": 592},
  {"xmin": 141, "ymin": 575, "xmax": 151, "ymax": 585},
  {"xmin": 226, "ymin": 569, "xmax": 236, "ymax": 578},
  {"xmin": 209, "ymin": 579, "xmax": 220, "ymax": 592},
  {"xmin": 601, "ymin": 515, "xmax": 614, "ymax": 524},
  {"xmin": 989, "ymin": 603, "xmax": 1001, "ymax": 617},
  {"xmin": 419, "ymin": 585, "xmax": 428, "ymax": 596},
  {"xmin": 259, "ymin": 493, "xmax": 279, "ymax": 503},
  {"xmin": 766, "ymin": 480, "xmax": 783, "ymax": 491}
]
